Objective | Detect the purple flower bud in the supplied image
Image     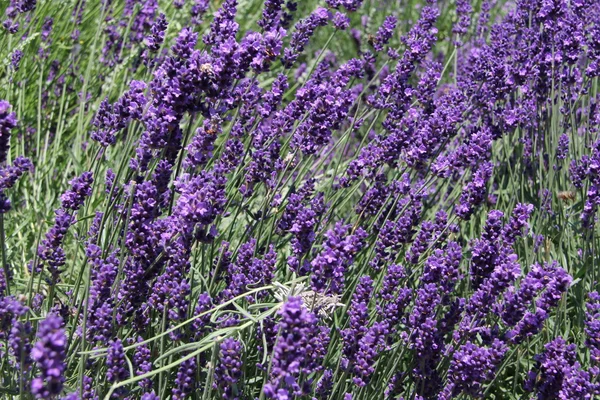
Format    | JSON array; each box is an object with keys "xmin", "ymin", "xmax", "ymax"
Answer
[
  {"xmin": 144, "ymin": 13, "xmax": 168, "ymax": 51},
  {"xmin": 456, "ymin": 161, "xmax": 493, "ymax": 220},
  {"xmin": 311, "ymin": 222, "xmax": 367, "ymax": 294},
  {"xmin": 333, "ymin": 12, "xmax": 350, "ymax": 30},
  {"xmin": 282, "ymin": 7, "xmax": 330, "ymax": 67},
  {"xmin": 264, "ymin": 297, "xmax": 330, "ymax": 398},
  {"xmin": 31, "ymin": 314, "xmax": 66, "ymax": 399},
  {"xmin": 215, "ymin": 338, "xmax": 243, "ymax": 398},
  {"xmin": 586, "ymin": 291, "xmax": 600, "ymax": 364},
  {"xmin": 372, "ymin": 16, "xmax": 396, "ymax": 52},
  {"xmin": 556, "ymin": 133, "xmax": 570, "ymax": 161},
  {"xmin": 107, "ymin": 339, "xmax": 129, "ymax": 396},
  {"xmin": 525, "ymin": 338, "xmax": 592, "ymax": 398},
  {"xmin": 452, "ymin": 0, "xmax": 472, "ymax": 45},
  {"xmin": 171, "ymin": 357, "xmax": 196, "ymax": 399},
  {"xmin": 203, "ymin": 0, "xmax": 238, "ymax": 46},
  {"xmin": 442, "ymin": 339, "xmax": 507, "ymax": 398},
  {"xmin": 134, "ymin": 337, "xmax": 152, "ymax": 390},
  {"xmin": 10, "ymin": 49, "xmax": 22, "ymax": 70},
  {"xmin": 60, "ymin": 171, "xmax": 93, "ymax": 211},
  {"xmin": 0, "ymin": 100, "xmax": 18, "ymax": 164}
]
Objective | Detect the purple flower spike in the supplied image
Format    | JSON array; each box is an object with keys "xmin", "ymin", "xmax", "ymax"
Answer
[
  {"xmin": 586, "ymin": 291, "xmax": 600, "ymax": 364},
  {"xmin": 215, "ymin": 338, "xmax": 243, "ymax": 398},
  {"xmin": 31, "ymin": 314, "xmax": 66, "ymax": 399},
  {"xmin": 456, "ymin": 161, "xmax": 493, "ymax": 220},
  {"xmin": 264, "ymin": 297, "xmax": 330, "ymax": 399},
  {"xmin": 372, "ymin": 16, "xmax": 397, "ymax": 51},
  {"xmin": 282, "ymin": 7, "xmax": 330, "ymax": 67},
  {"xmin": 525, "ymin": 338, "xmax": 592, "ymax": 398},
  {"xmin": 60, "ymin": 171, "xmax": 94, "ymax": 211},
  {"xmin": 0, "ymin": 100, "xmax": 18, "ymax": 164},
  {"xmin": 107, "ymin": 339, "xmax": 129, "ymax": 397},
  {"xmin": 145, "ymin": 13, "xmax": 168, "ymax": 51},
  {"xmin": 311, "ymin": 222, "xmax": 367, "ymax": 294}
]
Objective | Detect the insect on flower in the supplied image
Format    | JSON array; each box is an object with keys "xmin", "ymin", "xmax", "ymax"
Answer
[
  {"xmin": 557, "ymin": 191, "xmax": 576, "ymax": 203},
  {"xmin": 273, "ymin": 281, "xmax": 345, "ymax": 319},
  {"xmin": 199, "ymin": 63, "xmax": 214, "ymax": 76}
]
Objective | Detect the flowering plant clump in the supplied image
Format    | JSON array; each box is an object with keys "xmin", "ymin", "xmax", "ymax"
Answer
[{"xmin": 0, "ymin": 0, "xmax": 599, "ymax": 398}]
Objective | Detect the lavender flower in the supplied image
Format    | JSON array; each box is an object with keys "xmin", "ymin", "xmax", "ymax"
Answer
[
  {"xmin": 377, "ymin": 264, "xmax": 412, "ymax": 329},
  {"xmin": 91, "ymin": 81, "xmax": 147, "ymax": 147},
  {"xmin": 282, "ymin": 8, "xmax": 330, "ymax": 67},
  {"xmin": 171, "ymin": 357, "xmax": 196, "ymax": 399},
  {"xmin": 9, "ymin": 313, "xmax": 32, "ymax": 374},
  {"xmin": 203, "ymin": 0, "xmax": 238, "ymax": 46},
  {"xmin": 326, "ymin": 0, "xmax": 364, "ymax": 12},
  {"xmin": 469, "ymin": 209, "xmax": 504, "ymax": 288},
  {"xmin": 134, "ymin": 338, "xmax": 152, "ymax": 390},
  {"xmin": 278, "ymin": 181, "xmax": 326, "ymax": 275},
  {"xmin": 145, "ymin": 13, "xmax": 167, "ymax": 51},
  {"xmin": 341, "ymin": 276, "xmax": 372, "ymax": 370},
  {"xmin": 37, "ymin": 210, "xmax": 74, "ymax": 283},
  {"xmin": 556, "ymin": 133, "xmax": 570, "ymax": 161},
  {"xmin": 505, "ymin": 262, "xmax": 572, "ymax": 344},
  {"xmin": 407, "ymin": 283, "xmax": 443, "ymax": 396},
  {"xmin": 352, "ymin": 322, "xmax": 386, "ymax": 387},
  {"xmin": 315, "ymin": 369, "xmax": 333, "ymax": 399},
  {"xmin": 441, "ymin": 339, "xmax": 507, "ymax": 398},
  {"xmin": 0, "ymin": 156, "xmax": 33, "ymax": 213},
  {"xmin": 452, "ymin": 0, "xmax": 472, "ymax": 45},
  {"xmin": 0, "ymin": 100, "xmax": 18, "ymax": 164},
  {"xmin": 456, "ymin": 161, "xmax": 493, "ymax": 220},
  {"xmin": 31, "ymin": 314, "xmax": 66, "ymax": 399},
  {"xmin": 184, "ymin": 118, "xmax": 220, "ymax": 170},
  {"xmin": 191, "ymin": 0, "xmax": 210, "ymax": 25},
  {"xmin": 457, "ymin": 249, "xmax": 520, "ymax": 341},
  {"xmin": 502, "ymin": 203, "xmax": 534, "ymax": 246},
  {"xmin": 60, "ymin": 172, "xmax": 93, "ymax": 211},
  {"xmin": 586, "ymin": 291, "xmax": 600, "ymax": 364},
  {"xmin": 311, "ymin": 222, "xmax": 367, "ymax": 294},
  {"xmin": 107, "ymin": 339, "xmax": 129, "ymax": 396},
  {"xmin": 215, "ymin": 338, "xmax": 243, "ymax": 399},
  {"xmin": 11, "ymin": 49, "xmax": 22, "ymax": 70},
  {"xmin": 372, "ymin": 16, "xmax": 396, "ymax": 52},
  {"xmin": 38, "ymin": 17, "xmax": 53, "ymax": 59},
  {"xmin": 525, "ymin": 338, "xmax": 592, "ymax": 398},
  {"xmin": 79, "ymin": 375, "xmax": 98, "ymax": 400},
  {"xmin": 406, "ymin": 221, "xmax": 435, "ymax": 264},
  {"xmin": 264, "ymin": 297, "xmax": 330, "ymax": 399},
  {"xmin": 14, "ymin": 0, "xmax": 37, "ymax": 13},
  {"xmin": 333, "ymin": 12, "xmax": 350, "ymax": 30},
  {"xmin": 258, "ymin": 0, "xmax": 285, "ymax": 30}
]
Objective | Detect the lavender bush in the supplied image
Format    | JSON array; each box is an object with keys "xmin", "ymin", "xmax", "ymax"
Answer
[{"xmin": 0, "ymin": 0, "xmax": 599, "ymax": 398}]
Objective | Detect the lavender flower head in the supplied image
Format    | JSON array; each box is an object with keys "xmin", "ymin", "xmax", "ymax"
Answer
[
  {"xmin": 145, "ymin": 13, "xmax": 168, "ymax": 51},
  {"xmin": 282, "ymin": 7, "xmax": 330, "ymax": 67},
  {"xmin": 586, "ymin": 291, "xmax": 600, "ymax": 364},
  {"xmin": 60, "ymin": 172, "xmax": 93, "ymax": 211},
  {"xmin": 11, "ymin": 49, "xmax": 23, "ymax": 71},
  {"xmin": 333, "ymin": 12, "xmax": 350, "ymax": 30},
  {"xmin": 107, "ymin": 339, "xmax": 129, "ymax": 396},
  {"xmin": 215, "ymin": 338, "xmax": 243, "ymax": 398},
  {"xmin": 31, "ymin": 314, "xmax": 67, "ymax": 399},
  {"xmin": 0, "ymin": 100, "xmax": 18, "ymax": 164},
  {"xmin": 372, "ymin": 16, "xmax": 397, "ymax": 52},
  {"xmin": 264, "ymin": 296, "xmax": 330, "ymax": 399}
]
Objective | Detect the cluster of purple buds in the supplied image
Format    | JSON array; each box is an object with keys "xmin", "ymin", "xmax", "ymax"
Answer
[
  {"xmin": 3, "ymin": 0, "xmax": 37, "ymax": 33},
  {"xmin": 31, "ymin": 314, "xmax": 66, "ymax": 399},
  {"xmin": 264, "ymin": 297, "xmax": 330, "ymax": 399},
  {"xmin": 37, "ymin": 172, "xmax": 93, "ymax": 284}
]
